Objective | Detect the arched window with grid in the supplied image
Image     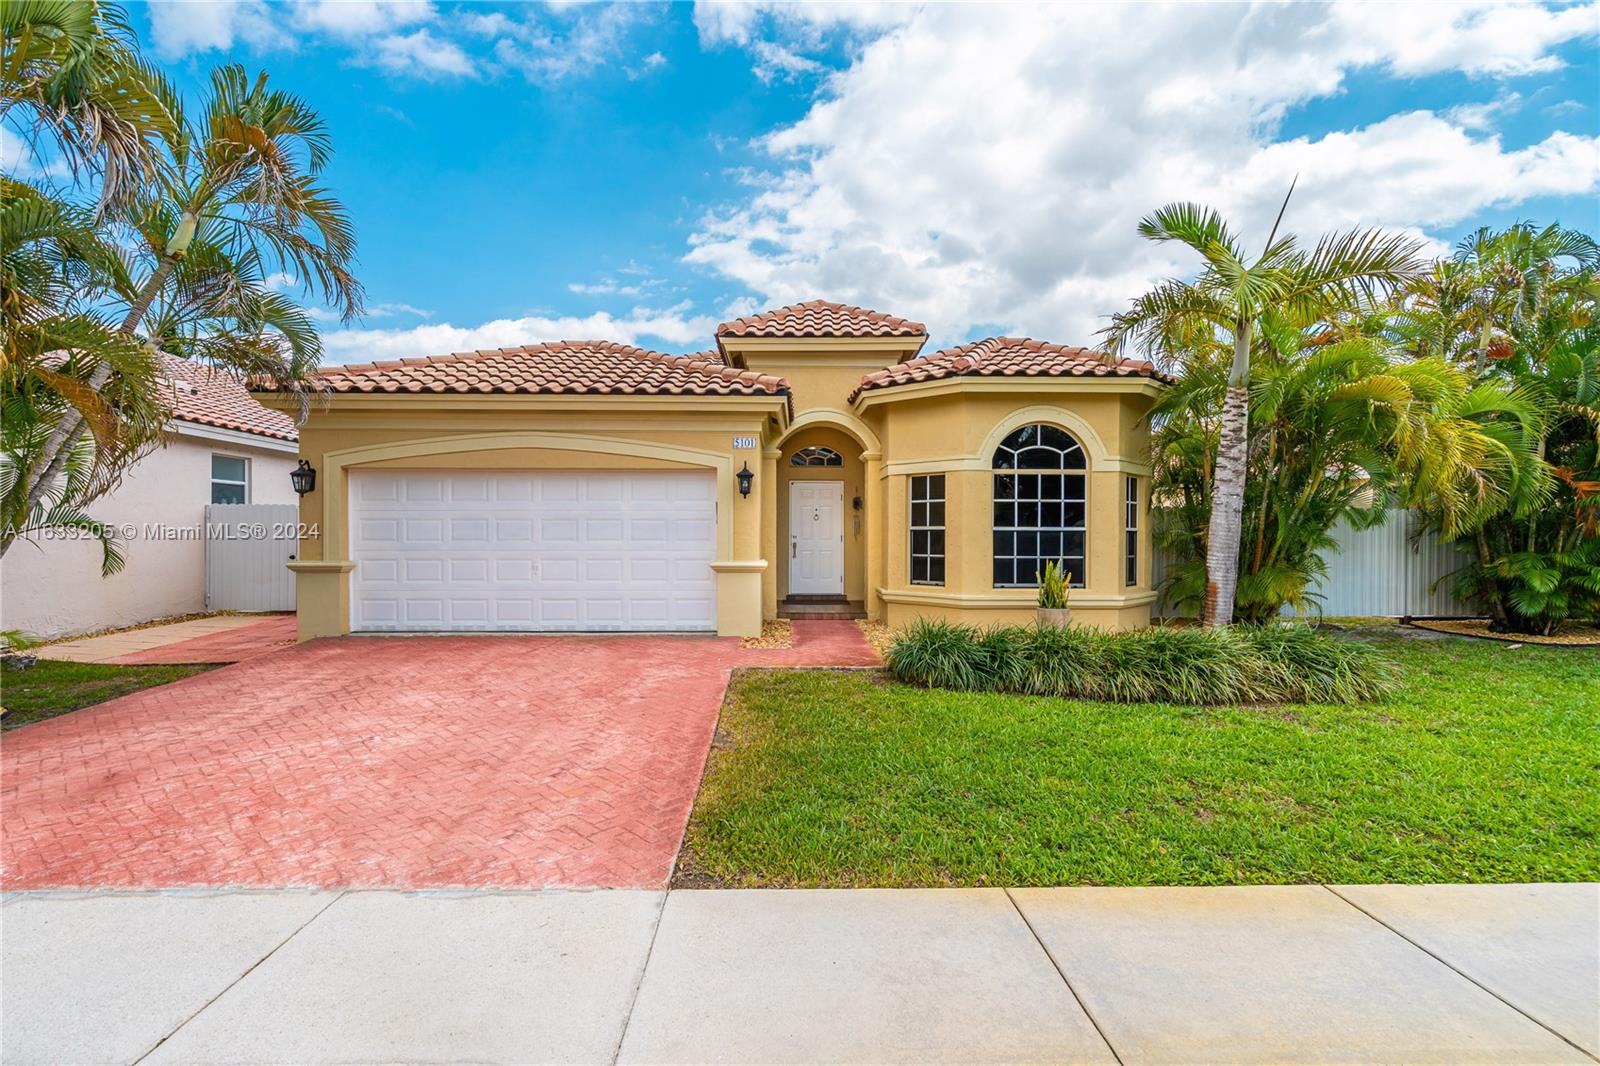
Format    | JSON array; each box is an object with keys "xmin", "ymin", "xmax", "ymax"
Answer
[
  {"xmin": 789, "ymin": 446, "xmax": 844, "ymax": 467},
  {"xmin": 991, "ymin": 424, "xmax": 1087, "ymax": 588}
]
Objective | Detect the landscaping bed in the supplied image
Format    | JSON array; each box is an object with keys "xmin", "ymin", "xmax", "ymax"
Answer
[
  {"xmin": 1408, "ymin": 618, "xmax": 1600, "ymax": 646},
  {"xmin": 679, "ymin": 633, "xmax": 1599, "ymax": 887},
  {"xmin": 0, "ymin": 659, "xmax": 212, "ymax": 731}
]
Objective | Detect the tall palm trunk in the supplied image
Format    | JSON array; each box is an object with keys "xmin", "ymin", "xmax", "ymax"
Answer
[
  {"xmin": 3, "ymin": 254, "xmax": 178, "ymax": 558},
  {"xmin": 1203, "ymin": 319, "xmax": 1252, "ymax": 627}
]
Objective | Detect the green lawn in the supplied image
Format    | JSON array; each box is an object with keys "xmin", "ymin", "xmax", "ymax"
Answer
[
  {"xmin": 1, "ymin": 659, "xmax": 211, "ymax": 730},
  {"xmin": 681, "ymin": 633, "xmax": 1599, "ymax": 887}
]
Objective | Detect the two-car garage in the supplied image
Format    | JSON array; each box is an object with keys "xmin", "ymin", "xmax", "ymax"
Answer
[{"xmin": 348, "ymin": 469, "xmax": 718, "ymax": 633}]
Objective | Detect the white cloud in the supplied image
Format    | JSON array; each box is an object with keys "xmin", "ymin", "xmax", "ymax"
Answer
[
  {"xmin": 293, "ymin": 0, "xmax": 433, "ymax": 38},
  {"xmin": 749, "ymin": 40, "xmax": 825, "ymax": 84},
  {"xmin": 628, "ymin": 50, "xmax": 669, "ymax": 80},
  {"xmin": 1326, "ymin": 0, "xmax": 1600, "ymax": 77},
  {"xmin": 480, "ymin": 3, "xmax": 656, "ymax": 84},
  {"xmin": 370, "ymin": 29, "xmax": 476, "ymax": 79},
  {"xmin": 685, "ymin": 1, "xmax": 1600, "ymax": 347},
  {"xmin": 147, "ymin": 0, "xmax": 445, "ymax": 74},
  {"xmin": 568, "ymin": 281, "xmax": 644, "ymax": 297},
  {"xmin": 692, "ymin": 1, "xmax": 914, "ymax": 47},
  {"xmin": 1446, "ymin": 92, "xmax": 1525, "ymax": 131},
  {"xmin": 303, "ymin": 300, "xmax": 432, "ymax": 324},
  {"xmin": 0, "ymin": 125, "xmax": 71, "ymax": 180},
  {"xmin": 146, "ymin": 0, "xmax": 288, "ymax": 59},
  {"xmin": 319, "ymin": 306, "xmax": 719, "ymax": 364}
]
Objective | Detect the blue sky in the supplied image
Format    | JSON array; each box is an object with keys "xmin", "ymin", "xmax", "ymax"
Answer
[{"xmin": 118, "ymin": 2, "xmax": 1600, "ymax": 360}]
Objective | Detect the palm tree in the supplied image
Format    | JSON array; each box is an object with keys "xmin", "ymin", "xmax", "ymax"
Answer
[
  {"xmin": 1103, "ymin": 197, "xmax": 1424, "ymax": 625},
  {"xmin": 1, "ymin": 0, "xmax": 177, "ymax": 205},
  {"xmin": 13, "ymin": 62, "xmax": 363, "ymax": 548},
  {"xmin": 1149, "ymin": 313, "xmax": 1537, "ymax": 622},
  {"xmin": 0, "ymin": 177, "xmax": 162, "ymax": 569}
]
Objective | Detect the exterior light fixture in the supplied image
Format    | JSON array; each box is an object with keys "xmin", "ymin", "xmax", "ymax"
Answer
[
  {"xmin": 736, "ymin": 461, "xmax": 755, "ymax": 498},
  {"xmin": 290, "ymin": 459, "xmax": 317, "ymax": 496}
]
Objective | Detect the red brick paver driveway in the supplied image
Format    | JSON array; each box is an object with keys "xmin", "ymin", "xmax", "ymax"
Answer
[
  {"xmin": 2, "ymin": 623, "xmax": 876, "ymax": 890},
  {"xmin": 107, "ymin": 613, "xmax": 298, "ymax": 665}
]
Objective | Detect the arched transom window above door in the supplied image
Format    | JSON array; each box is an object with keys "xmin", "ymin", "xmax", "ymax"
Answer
[
  {"xmin": 992, "ymin": 423, "xmax": 1087, "ymax": 588},
  {"xmin": 790, "ymin": 446, "xmax": 844, "ymax": 467}
]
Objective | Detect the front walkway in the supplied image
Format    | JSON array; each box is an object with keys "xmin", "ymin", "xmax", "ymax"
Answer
[
  {"xmin": 37, "ymin": 613, "xmax": 296, "ymax": 665},
  {"xmin": 1, "ymin": 621, "xmax": 876, "ymax": 891},
  {"xmin": 2, "ymin": 883, "xmax": 1593, "ymax": 1065}
]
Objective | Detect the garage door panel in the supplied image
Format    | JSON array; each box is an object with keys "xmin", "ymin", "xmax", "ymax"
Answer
[
  {"xmin": 403, "ymin": 558, "xmax": 443, "ymax": 583},
  {"xmin": 350, "ymin": 469, "xmax": 716, "ymax": 632}
]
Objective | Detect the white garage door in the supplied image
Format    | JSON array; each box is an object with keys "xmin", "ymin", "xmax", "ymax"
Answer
[{"xmin": 349, "ymin": 469, "xmax": 717, "ymax": 632}]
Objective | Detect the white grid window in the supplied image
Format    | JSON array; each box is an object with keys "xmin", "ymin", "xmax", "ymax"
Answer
[
  {"xmin": 992, "ymin": 424, "xmax": 1086, "ymax": 588},
  {"xmin": 211, "ymin": 454, "xmax": 249, "ymax": 505},
  {"xmin": 1125, "ymin": 475, "xmax": 1139, "ymax": 587},
  {"xmin": 909, "ymin": 474, "xmax": 945, "ymax": 585}
]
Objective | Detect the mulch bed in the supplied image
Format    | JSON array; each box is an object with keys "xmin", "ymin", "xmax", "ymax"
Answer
[
  {"xmin": 740, "ymin": 619, "xmax": 793, "ymax": 650},
  {"xmin": 1407, "ymin": 618, "xmax": 1600, "ymax": 646}
]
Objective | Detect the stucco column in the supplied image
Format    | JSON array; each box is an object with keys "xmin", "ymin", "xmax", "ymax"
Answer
[
  {"xmin": 1088, "ymin": 469, "xmax": 1123, "ymax": 595},
  {"xmin": 862, "ymin": 451, "xmax": 884, "ymax": 619},
  {"xmin": 760, "ymin": 448, "xmax": 779, "ymax": 619}
]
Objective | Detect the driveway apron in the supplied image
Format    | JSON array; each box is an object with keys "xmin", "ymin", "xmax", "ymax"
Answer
[{"xmin": 1, "ymin": 622, "xmax": 877, "ymax": 890}]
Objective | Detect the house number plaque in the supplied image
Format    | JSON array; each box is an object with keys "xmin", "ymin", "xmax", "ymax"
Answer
[{"xmin": 732, "ymin": 436, "xmax": 757, "ymax": 449}]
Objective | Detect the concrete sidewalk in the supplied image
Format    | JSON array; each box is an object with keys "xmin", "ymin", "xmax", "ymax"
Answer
[{"xmin": 2, "ymin": 883, "xmax": 1594, "ymax": 1065}]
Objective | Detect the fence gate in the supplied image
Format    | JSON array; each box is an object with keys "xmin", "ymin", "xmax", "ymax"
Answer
[{"xmin": 205, "ymin": 503, "xmax": 297, "ymax": 612}]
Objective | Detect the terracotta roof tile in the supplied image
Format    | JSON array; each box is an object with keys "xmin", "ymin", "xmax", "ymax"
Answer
[
  {"xmin": 717, "ymin": 299, "xmax": 927, "ymax": 339},
  {"xmin": 850, "ymin": 337, "xmax": 1170, "ymax": 400},
  {"xmin": 161, "ymin": 355, "xmax": 297, "ymax": 442},
  {"xmin": 302, "ymin": 340, "xmax": 788, "ymax": 397}
]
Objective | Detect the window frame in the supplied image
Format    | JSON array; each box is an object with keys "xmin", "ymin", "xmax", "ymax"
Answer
[
  {"xmin": 210, "ymin": 453, "xmax": 251, "ymax": 505},
  {"xmin": 908, "ymin": 474, "xmax": 946, "ymax": 586},
  {"xmin": 790, "ymin": 446, "xmax": 844, "ymax": 467},
  {"xmin": 990, "ymin": 423, "xmax": 1087, "ymax": 590},
  {"xmin": 1124, "ymin": 475, "xmax": 1139, "ymax": 587}
]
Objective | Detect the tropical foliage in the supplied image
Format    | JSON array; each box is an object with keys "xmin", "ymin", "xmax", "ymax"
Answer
[
  {"xmin": 1149, "ymin": 316, "xmax": 1537, "ymax": 622},
  {"xmin": 1111, "ymin": 201, "xmax": 1597, "ymax": 633},
  {"xmin": 1, "ymin": 3, "xmax": 361, "ymax": 572},
  {"xmin": 1398, "ymin": 223, "xmax": 1600, "ymax": 634},
  {"xmin": 1102, "ymin": 197, "xmax": 1424, "ymax": 626}
]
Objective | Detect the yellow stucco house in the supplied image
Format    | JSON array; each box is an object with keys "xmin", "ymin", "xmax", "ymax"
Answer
[{"xmin": 259, "ymin": 300, "xmax": 1168, "ymax": 640}]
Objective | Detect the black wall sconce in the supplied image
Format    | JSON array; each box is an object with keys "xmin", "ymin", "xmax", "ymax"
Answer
[
  {"xmin": 736, "ymin": 461, "xmax": 754, "ymax": 498},
  {"xmin": 290, "ymin": 459, "xmax": 317, "ymax": 496}
]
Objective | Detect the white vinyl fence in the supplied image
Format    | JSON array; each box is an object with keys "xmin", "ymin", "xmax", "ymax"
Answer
[
  {"xmin": 1153, "ymin": 508, "xmax": 1476, "ymax": 619},
  {"xmin": 204, "ymin": 503, "xmax": 297, "ymax": 612}
]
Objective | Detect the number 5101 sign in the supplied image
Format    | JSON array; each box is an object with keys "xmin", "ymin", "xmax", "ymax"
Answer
[{"xmin": 732, "ymin": 436, "xmax": 758, "ymax": 449}]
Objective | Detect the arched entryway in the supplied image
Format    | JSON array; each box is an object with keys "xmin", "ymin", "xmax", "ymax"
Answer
[{"xmin": 776, "ymin": 424, "xmax": 870, "ymax": 610}]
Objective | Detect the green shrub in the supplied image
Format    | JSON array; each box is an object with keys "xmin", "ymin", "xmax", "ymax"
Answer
[
  {"xmin": 886, "ymin": 620, "xmax": 1397, "ymax": 705},
  {"xmin": 1015, "ymin": 623, "xmax": 1099, "ymax": 696},
  {"xmin": 884, "ymin": 619, "xmax": 993, "ymax": 690},
  {"xmin": 1238, "ymin": 623, "xmax": 1398, "ymax": 703}
]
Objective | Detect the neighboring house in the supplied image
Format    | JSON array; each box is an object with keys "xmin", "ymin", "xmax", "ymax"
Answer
[
  {"xmin": 0, "ymin": 357, "xmax": 298, "ymax": 640},
  {"xmin": 261, "ymin": 300, "xmax": 1167, "ymax": 640}
]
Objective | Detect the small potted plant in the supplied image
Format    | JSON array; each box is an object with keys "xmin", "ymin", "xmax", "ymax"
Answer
[{"xmin": 1036, "ymin": 560, "xmax": 1071, "ymax": 628}]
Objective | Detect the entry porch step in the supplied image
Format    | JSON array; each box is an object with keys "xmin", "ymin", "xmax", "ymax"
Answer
[{"xmin": 779, "ymin": 599, "xmax": 866, "ymax": 620}]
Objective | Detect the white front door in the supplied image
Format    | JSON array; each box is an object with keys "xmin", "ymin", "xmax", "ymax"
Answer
[
  {"xmin": 348, "ymin": 469, "xmax": 717, "ymax": 632},
  {"xmin": 789, "ymin": 480, "xmax": 844, "ymax": 595}
]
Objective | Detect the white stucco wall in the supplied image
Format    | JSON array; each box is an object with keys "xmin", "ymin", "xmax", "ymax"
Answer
[{"xmin": 0, "ymin": 426, "xmax": 297, "ymax": 641}]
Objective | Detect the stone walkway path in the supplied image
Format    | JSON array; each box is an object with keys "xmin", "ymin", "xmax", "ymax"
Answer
[
  {"xmin": 36, "ymin": 613, "xmax": 296, "ymax": 665},
  {"xmin": 3, "ymin": 882, "xmax": 1593, "ymax": 1065}
]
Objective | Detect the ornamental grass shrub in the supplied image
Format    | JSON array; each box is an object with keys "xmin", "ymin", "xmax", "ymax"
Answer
[{"xmin": 885, "ymin": 619, "xmax": 1397, "ymax": 705}]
